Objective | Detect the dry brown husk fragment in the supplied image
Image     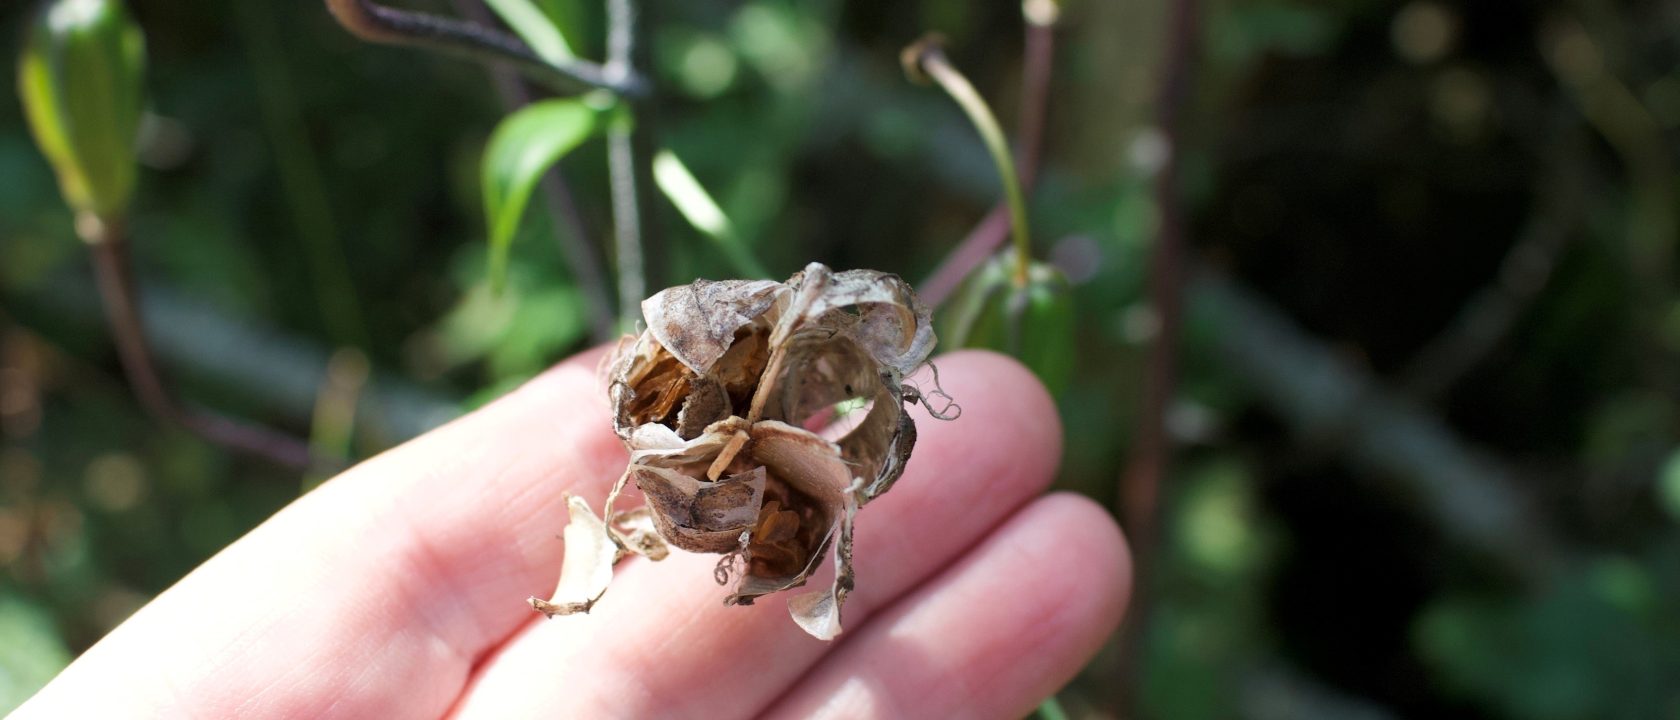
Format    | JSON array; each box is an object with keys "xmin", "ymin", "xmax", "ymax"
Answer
[{"xmin": 528, "ymin": 263, "xmax": 939, "ymax": 640}]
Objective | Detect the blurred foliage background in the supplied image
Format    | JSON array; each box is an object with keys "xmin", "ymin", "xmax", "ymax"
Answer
[{"xmin": 4, "ymin": 0, "xmax": 1680, "ymax": 717}]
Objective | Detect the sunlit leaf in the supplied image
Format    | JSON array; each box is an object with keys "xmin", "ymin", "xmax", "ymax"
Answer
[
  {"xmin": 533, "ymin": 0, "xmax": 591, "ymax": 57},
  {"xmin": 484, "ymin": 0, "xmax": 574, "ymax": 64},
  {"xmin": 652, "ymin": 149, "xmax": 770, "ymax": 278},
  {"xmin": 481, "ymin": 98, "xmax": 601, "ymax": 290},
  {"xmin": 436, "ymin": 277, "xmax": 584, "ymax": 378}
]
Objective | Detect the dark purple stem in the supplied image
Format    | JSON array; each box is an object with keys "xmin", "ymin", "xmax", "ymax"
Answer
[
  {"xmin": 88, "ymin": 223, "xmax": 315, "ymax": 469},
  {"xmin": 1116, "ymin": 0, "xmax": 1199, "ymax": 712},
  {"xmin": 323, "ymin": 0, "xmax": 643, "ymax": 97}
]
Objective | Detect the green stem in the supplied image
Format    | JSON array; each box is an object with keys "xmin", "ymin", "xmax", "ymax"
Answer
[
  {"xmin": 607, "ymin": 116, "xmax": 645, "ymax": 329},
  {"xmin": 605, "ymin": 0, "xmax": 646, "ymax": 329},
  {"xmin": 604, "ymin": 0, "xmax": 663, "ymax": 329},
  {"xmin": 482, "ymin": 0, "xmax": 575, "ymax": 64},
  {"xmin": 906, "ymin": 37, "xmax": 1032, "ymax": 287}
]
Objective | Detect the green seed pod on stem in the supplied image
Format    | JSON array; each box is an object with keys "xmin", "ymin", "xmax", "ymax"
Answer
[
  {"xmin": 943, "ymin": 253, "xmax": 1076, "ymax": 395},
  {"xmin": 18, "ymin": 0, "xmax": 147, "ymax": 236}
]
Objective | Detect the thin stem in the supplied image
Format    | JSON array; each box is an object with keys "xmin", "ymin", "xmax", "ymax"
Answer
[
  {"xmin": 608, "ymin": 120, "xmax": 645, "ymax": 328},
  {"xmin": 1117, "ymin": 0, "xmax": 1198, "ymax": 712},
  {"xmin": 324, "ymin": 0, "xmax": 645, "ymax": 97},
  {"xmin": 918, "ymin": 207, "xmax": 1009, "ymax": 308},
  {"xmin": 605, "ymin": 0, "xmax": 662, "ymax": 329},
  {"xmin": 83, "ymin": 217, "xmax": 316, "ymax": 470},
  {"xmin": 84, "ymin": 218, "xmax": 177, "ymax": 422},
  {"xmin": 606, "ymin": 0, "xmax": 633, "ymax": 80},
  {"xmin": 904, "ymin": 36, "xmax": 1032, "ymax": 287},
  {"xmin": 918, "ymin": 5, "xmax": 1058, "ymax": 306},
  {"xmin": 1017, "ymin": 0, "xmax": 1058, "ymax": 190}
]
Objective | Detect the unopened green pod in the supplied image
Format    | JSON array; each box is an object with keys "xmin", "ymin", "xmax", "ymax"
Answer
[
  {"xmin": 943, "ymin": 254, "xmax": 1076, "ymax": 395},
  {"xmin": 18, "ymin": 0, "xmax": 147, "ymax": 227}
]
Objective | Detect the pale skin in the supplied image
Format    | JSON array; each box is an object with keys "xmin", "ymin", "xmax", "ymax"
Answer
[{"xmin": 17, "ymin": 349, "xmax": 1131, "ymax": 719}]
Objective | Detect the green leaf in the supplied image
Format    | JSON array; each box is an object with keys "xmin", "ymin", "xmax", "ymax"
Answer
[
  {"xmin": 942, "ymin": 254, "xmax": 1076, "ymax": 395},
  {"xmin": 481, "ymin": 99, "xmax": 601, "ymax": 290},
  {"xmin": 483, "ymin": 0, "xmax": 574, "ymax": 64},
  {"xmin": 436, "ymin": 271, "xmax": 586, "ymax": 379},
  {"xmin": 651, "ymin": 149, "xmax": 771, "ymax": 278},
  {"xmin": 18, "ymin": 0, "xmax": 147, "ymax": 224},
  {"xmin": 533, "ymin": 0, "xmax": 592, "ymax": 57}
]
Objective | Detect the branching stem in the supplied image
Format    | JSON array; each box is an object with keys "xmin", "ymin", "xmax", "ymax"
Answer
[{"xmin": 324, "ymin": 0, "xmax": 645, "ymax": 97}]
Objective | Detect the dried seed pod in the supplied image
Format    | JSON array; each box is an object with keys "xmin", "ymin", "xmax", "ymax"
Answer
[{"xmin": 530, "ymin": 263, "xmax": 942, "ymax": 640}]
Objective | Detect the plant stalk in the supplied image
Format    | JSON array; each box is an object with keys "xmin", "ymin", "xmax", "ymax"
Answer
[
  {"xmin": 82, "ymin": 216, "xmax": 316, "ymax": 469},
  {"xmin": 905, "ymin": 37, "xmax": 1033, "ymax": 287},
  {"xmin": 324, "ymin": 0, "xmax": 645, "ymax": 97},
  {"xmin": 607, "ymin": 128, "xmax": 643, "ymax": 328},
  {"xmin": 917, "ymin": 3, "xmax": 1058, "ymax": 306},
  {"xmin": 604, "ymin": 0, "xmax": 661, "ymax": 329},
  {"xmin": 1117, "ymin": 0, "xmax": 1199, "ymax": 712}
]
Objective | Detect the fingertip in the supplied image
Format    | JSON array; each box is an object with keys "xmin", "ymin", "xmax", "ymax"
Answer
[
  {"xmin": 758, "ymin": 492, "xmax": 1132, "ymax": 720},
  {"xmin": 975, "ymin": 493, "xmax": 1130, "ymax": 720},
  {"xmin": 1027, "ymin": 492, "xmax": 1134, "ymax": 642},
  {"xmin": 909, "ymin": 349, "xmax": 1064, "ymax": 482}
]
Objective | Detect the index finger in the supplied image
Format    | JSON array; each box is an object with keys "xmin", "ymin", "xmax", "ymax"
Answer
[{"xmin": 19, "ymin": 349, "xmax": 624, "ymax": 719}]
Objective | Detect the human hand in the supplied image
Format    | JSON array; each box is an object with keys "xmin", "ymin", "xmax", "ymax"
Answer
[{"xmin": 16, "ymin": 350, "xmax": 1130, "ymax": 719}]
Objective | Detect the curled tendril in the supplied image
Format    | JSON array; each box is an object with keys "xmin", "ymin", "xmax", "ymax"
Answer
[{"xmin": 906, "ymin": 362, "xmax": 963, "ymax": 421}]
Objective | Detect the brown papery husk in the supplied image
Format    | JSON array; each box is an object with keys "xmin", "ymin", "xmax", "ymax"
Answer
[{"xmin": 535, "ymin": 263, "xmax": 940, "ymax": 639}]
